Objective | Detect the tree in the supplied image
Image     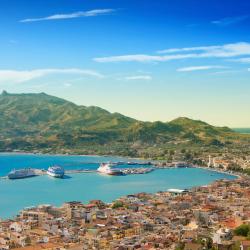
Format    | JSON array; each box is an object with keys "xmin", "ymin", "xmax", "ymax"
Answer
[
  {"xmin": 163, "ymin": 149, "xmax": 168, "ymax": 155},
  {"xmin": 169, "ymin": 150, "xmax": 175, "ymax": 156},
  {"xmin": 184, "ymin": 152, "xmax": 193, "ymax": 161},
  {"xmin": 244, "ymin": 169, "xmax": 250, "ymax": 176},
  {"xmin": 112, "ymin": 201, "xmax": 124, "ymax": 209},
  {"xmin": 234, "ymin": 224, "xmax": 250, "ymax": 237}
]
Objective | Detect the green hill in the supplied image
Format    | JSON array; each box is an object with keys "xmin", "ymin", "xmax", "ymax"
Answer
[{"xmin": 0, "ymin": 91, "xmax": 248, "ymax": 157}]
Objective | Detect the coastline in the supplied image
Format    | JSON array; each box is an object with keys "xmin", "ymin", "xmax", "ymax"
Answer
[
  {"xmin": 0, "ymin": 151, "xmax": 145, "ymax": 161},
  {"xmin": 0, "ymin": 152, "xmax": 247, "ymax": 218},
  {"xmin": 155, "ymin": 164, "xmax": 241, "ymax": 179},
  {"xmin": 0, "ymin": 175, "xmax": 248, "ymax": 250},
  {"xmin": 0, "ymin": 152, "xmax": 245, "ymax": 178},
  {"xmin": 0, "ymin": 151, "xmax": 242, "ymax": 178},
  {"xmin": 192, "ymin": 165, "xmax": 243, "ymax": 179},
  {"xmin": 1, "ymin": 173, "xmax": 243, "ymax": 221}
]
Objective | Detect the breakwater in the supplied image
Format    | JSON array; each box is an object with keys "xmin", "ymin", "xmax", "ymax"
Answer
[{"xmin": 1, "ymin": 167, "xmax": 155, "ymax": 179}]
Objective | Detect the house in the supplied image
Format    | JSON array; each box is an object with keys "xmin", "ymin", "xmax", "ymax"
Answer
[
  {"xmin": 184, "ymin": 242, "xmax": 203, "ymax": 250},
  {"xmin": 240, "ymin": 240, "xmax": 250, "ymax": 250},
  {"xmin": 212, "ymin": 228, "xmax": 232, "ymax": 244},
  {"xmin": 182, "ymin": 230, "xmax": 198, "ymax": 242},
  {"xmin": 9, "ymin": 223, "xmax": 22, "ymax": 233}
]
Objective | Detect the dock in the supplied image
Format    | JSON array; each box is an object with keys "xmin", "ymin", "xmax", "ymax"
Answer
[
  {"xmin": 1, "ymin": 167, "xmax": 155, "ymax": 180},
  {"xmin": 61, "ymin": 161, "xmax": 153, "ymax": 167},
  {"xmin": 120, "ymin": 168, "xmax": 154, "ymax": 175},
  {"xmin": 65, "ymin": 169, "xmax": 96, "ymax": 174},
  {"xmin": 65, "ymin": 168, "xmax": 154, "ymax": 175}
]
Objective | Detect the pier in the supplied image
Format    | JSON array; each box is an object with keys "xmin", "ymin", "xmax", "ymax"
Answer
[
  {"xmin": 60, "ymin": 168, "xmax": 154, "ymax": 175},
  {"xmin": 1, "ymin": 167, "xmax": 155, "ymax": 179},
  {"xmin": 60, "ymin": 161, "xmax": 153, "ymax": 167},
  {"xmin": 65, "ymin": 169, "xmax": 96, "ymax": 174},
  {"xmin": 120, "ymin": 168, "xmax": 154, "ymax": 175}
]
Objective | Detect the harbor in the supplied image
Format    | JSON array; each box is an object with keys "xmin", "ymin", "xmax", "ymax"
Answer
[
  {"xmin": 62, "ymin": 167, "xmax": 155, "ymax": 176},
  {"xmin": 1, "ymin": 158, "xmax": 155, "ymax": 180},
  {"xmin": 1, "ymin": 158, "xmax": 239, "ymax": 181},
  {"xmin": 2, "ymin": 167, "xmax": 156, "ymax": 179},
  {"xmin": 2, "ymin": 161, "xmax": 200, "ymax": 180},
  {"xmin": 0, "ymin": 153, "xmax": 237, "ymax": 219}
]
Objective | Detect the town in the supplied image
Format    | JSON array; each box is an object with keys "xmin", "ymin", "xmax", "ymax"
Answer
[
  {"xmin": 1, "ymin": 0, "xmax": 250, "ymax": 249},
  {"xmin": 0, "ymin": 175, "xmax": 250, "ymax": 250}
]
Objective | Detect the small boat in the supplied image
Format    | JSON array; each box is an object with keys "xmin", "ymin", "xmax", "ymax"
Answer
[{"xmin": 47, "ymin": 166, "xmax": 65, "ymax": 178}]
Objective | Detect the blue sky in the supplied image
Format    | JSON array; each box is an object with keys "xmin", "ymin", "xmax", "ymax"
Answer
[{"xmin": 0, "ymin": 0, "xmax": 250, "ymax": 127}]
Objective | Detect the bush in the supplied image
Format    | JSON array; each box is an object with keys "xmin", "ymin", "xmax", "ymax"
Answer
[
  {"xmin": 112, "ymin": 201, "xmax": 124, "ymax": 209},
  {"xmin": 244, "ymin": 169, "xmax": 250, "ymax": 176},
  {"xmin": 234, "ymin": 224, "xmax": 250, "ymax": 237}
]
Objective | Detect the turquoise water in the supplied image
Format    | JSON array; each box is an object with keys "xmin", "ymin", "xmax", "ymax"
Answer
[
  {"xmin": 233, "ymin": 128, "xmax": 250, "ymax": 134},
  {"xmin": 0, "ymin": 153, "xmax": 236, "ymax": 219}
]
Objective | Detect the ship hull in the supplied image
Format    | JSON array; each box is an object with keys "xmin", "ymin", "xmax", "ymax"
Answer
[
  {"xmin": 47, "ymin": 171, "xmax": 64, "ymax": 178},
  {"xmin": 106, "ymin": 171, "xmax": 123, "ymax": 176},
  {"xmin": 8, "ymin": 174, "xmax": 36, "ymax": 180},
  {"xmin": 97, "ymin": 163, "xmax": 123, "ymax": 176},
  {"xmin": 47, "ymin": 166, "xmax": 65, "ymax": 178},
  {"xmin": 97, "ymin": 169, "xmax": 123, "ymax": 176}
]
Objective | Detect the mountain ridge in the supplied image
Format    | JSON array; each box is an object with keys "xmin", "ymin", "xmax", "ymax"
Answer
[{"xmin": 0, "ymin": 91, "xmax": 248, "ymax": 158}]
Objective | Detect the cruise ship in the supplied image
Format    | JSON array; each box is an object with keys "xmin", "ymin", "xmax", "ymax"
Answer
[
  {"xmin": 47, "ymin": 166, "xmax": 65, "ymax": 178},
  {"xmin": 8, "ymin": 168, "xmax": 36, "ymax": 179},
  {"xmin": 97, "ymin": 163, "xmax": 122, "ymax": 175}
]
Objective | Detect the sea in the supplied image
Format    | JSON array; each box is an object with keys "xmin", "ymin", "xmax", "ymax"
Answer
[
  {"xmin": 0, "ymin": 153, "xmax": 236, "ymax": 219},
  {"xmin": 233, "ymin": 128, "xmax": 250, "ymax": 134}
]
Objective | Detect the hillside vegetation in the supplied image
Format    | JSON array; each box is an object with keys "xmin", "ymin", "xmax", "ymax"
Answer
[{"xmin": 0, "ymin": 91, "xmax": 249, "ymax": 158}]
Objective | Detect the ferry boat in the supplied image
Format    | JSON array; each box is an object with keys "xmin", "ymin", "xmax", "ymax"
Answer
[
  {"xmin": 8, "ymin": 168, "xmax": 36, "ymax": 179},
  {"xmin": 47, "ymin": 166, "xmax": 65, "ymax": 178},
  {"xmin": 97, "ymin": 163, "xmax": 122, "ymax": 176}
]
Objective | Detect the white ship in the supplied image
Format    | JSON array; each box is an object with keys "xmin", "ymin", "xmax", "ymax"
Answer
[
  {"xmin": 97, "ymin": 163, "xmax": 122, "ymax": 175},
  {"xmin": 8, "ymin": 168, "xmax": 36, "ymax": 179},
  {"xmin": 47, "ymin": 166, "xmax": 65, "ymax": 178}
]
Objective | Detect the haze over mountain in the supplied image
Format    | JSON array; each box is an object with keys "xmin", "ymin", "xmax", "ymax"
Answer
[{"xmin": 0, "ymin": 91, "xmax": 248, "ymax": 157}]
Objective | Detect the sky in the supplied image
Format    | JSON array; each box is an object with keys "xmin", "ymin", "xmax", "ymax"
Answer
[{"xmin": 0, "ymin": 0, "xmax": 250, "ymax": 127}]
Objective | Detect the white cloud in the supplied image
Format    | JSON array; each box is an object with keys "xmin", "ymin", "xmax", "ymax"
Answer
[
  {"xmin": 229, "ymin": 57, "xmax": 250, "ymax": 63},
  {"xmin": 94, "ymin": 53, "xmax": 198, "ymax": 63},
  {"xmin": 159, "ymin": 42, "xmax": 250, "ymax": 57},
  {"xmin": 0, "ymin": 68, "xmax": 103, "ymax": 84},
  {"xmin": 211, "ymin": 70, "xmax": 243, "ymax": 75},
  {"xmin": 124, "ymin": 75, "xmax": 152, "ymax": 81},
  {"xmin": 177, "ymin": 66, "xmax": 227, "ymax": 72},
  {"xmin": 157, "ymin": 45, "xmax": 221, "ymax": 54},
  {"xmin": 94, "ymin": 42, "xmax": 250, "ymax": 63},
  {"xmin": 20, "ymin": 9, "xmax": 115, "ymax": 23},
  {"xmin": 211, "ymin": 15, "xmax": 249, "ymax": 26}
]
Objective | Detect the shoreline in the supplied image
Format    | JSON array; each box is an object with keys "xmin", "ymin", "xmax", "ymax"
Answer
[
  {"xmin": 0, "ymin": 152, "xmax": 245, "ymax": 220},
  {"xmin": 0, "ymin": 151, "xmax": 145, "ymax": 161},
  {"xmin": 0, "ymin": 151, "xmax": 241, "ymax": 179},
  {"xmin": 0, "ymin": 152, "xmax": 246, "ymax": 179},
  {"xmin": 192, "ymin": 165, "xmax": 243, "ymax": 179},
  {"xmin": 0, "ymin": 174, "xmax": 244, "ymax": 221},
  {"xmin": 155, "ymin": 164, "xmax": 241, "ymax": 179}
]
